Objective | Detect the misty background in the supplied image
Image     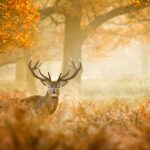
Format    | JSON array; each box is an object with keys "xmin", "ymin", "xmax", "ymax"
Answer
[
  {"xmin": 0, "ymin": 40, "xmax": 150, "ymax": 101},
  {"xmin": 0, "ymin": 0, "xmax": 150, "ymax": 101}
]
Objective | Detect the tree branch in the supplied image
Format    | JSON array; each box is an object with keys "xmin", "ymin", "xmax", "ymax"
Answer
[
  {"xmin": 39, "ymin": 7, "xmax": 64, "ymax": 19},
  {"xmin": 49, "ymin": 15, "xmax": 64, "ymax": 25},
  {"xmin": 86, "ymin": 4, "xmax": 149, "ymax": 30}
]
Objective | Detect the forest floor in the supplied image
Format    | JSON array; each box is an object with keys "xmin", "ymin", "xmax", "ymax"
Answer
[{"xmin": 0, "ymin": 89, "xmax": 150, "ymax": 150}]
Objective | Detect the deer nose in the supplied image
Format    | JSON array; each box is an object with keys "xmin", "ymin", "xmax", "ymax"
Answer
[{"xmin": 52, "ymin": 90, "xmax": 56, "ymax": 94}]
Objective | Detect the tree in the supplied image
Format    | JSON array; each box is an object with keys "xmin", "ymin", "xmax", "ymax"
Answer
[
  {"xmin": 38, "ymin": 0, "xmax": 150, "ymax": 82},
  {"xmin": 0, "ymin": 0, "xmax": 149, "ymax": 91},
  {"xmin": 0, "ymin": 0, "xmax": 39, "ymax": 51},
  {"xmin": 0, "ymin": 0, "xmax": 40, "ymax": 92}
]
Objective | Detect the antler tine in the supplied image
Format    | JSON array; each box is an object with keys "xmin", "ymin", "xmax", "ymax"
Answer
[
  {"xmin": 48, "ymin": 72, "xmax": 51, "ymax": 81},
  {"xmin": 28, "ymin": 59, "xmax": 46, "ymax": 81},
  {"xmin": 29, "ymin": 59, "xmax": 33, "ymax": 69},
  {"xmin": 57, "ymin": 70, "xmax": 72, "ymax": 82},
  {"xmin": 34, "ymin": 60, "xmax": 41, "ymax": 69},
  {"xmin": 58, "ymin": 61, "xmax": 82, "ymax": 82},
  {"xmin": 39, "ymin": 69, "xmax": 49, "ymax": 80},
  {"xmin": 68, "ymin": 61, "xmax": 82, "ymax": 79},
  {"xmin": 41, "ymin": 80, "xmax": 47, "ymax": 86},
  {"xmin": 57, "ymin": 73, "xmax": 62, "ymax": 82},
  {"xmin": 57, "ymin": 71, "xmax": 70, "ymax": 82},
  {"xmin": 61, "ymin": 71, "xmax": 70, "ymax": 78},
  {"xmin": 71, "ymin": 60, "xmax": 77, "ymax": 69}
]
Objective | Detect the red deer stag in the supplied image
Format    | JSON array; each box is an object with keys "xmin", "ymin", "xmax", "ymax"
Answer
[{"xmin": 21, "ymin": 59, "xmax": 82, "ymax": 114}]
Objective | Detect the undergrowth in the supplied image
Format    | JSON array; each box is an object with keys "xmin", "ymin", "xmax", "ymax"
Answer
[{"xmin": 0, "ymin": 90, "xmax": 150, "ymax": 150}]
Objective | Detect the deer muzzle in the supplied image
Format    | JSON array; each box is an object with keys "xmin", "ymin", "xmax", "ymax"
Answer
[{"xmin": 51, "ymin": 94, "xmax": 58, "ymax": 98}]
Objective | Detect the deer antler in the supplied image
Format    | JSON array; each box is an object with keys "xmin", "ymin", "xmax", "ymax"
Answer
[
  {"xmin": 29, "ymin": 59, "xmax": 82, "ymax": 85},
  {"xmin": 57, "ymin": 60, "xmax": 82, "ymax": 82},
  {"xmin": 28, "ymin": 59, "xmax": 51, "ymax": 83}
]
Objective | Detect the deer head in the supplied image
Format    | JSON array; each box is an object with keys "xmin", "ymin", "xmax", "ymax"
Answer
[{"xmin": 28, "ymin": 59, "xmax": 82, "ymax": 99}]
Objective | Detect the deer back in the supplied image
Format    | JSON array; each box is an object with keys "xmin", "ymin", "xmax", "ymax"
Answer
[{"xmin": 20, "ymin": 92, "xmax": 59, "ymax": 114}]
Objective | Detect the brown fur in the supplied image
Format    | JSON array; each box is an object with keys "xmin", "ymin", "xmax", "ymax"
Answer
[{"xmin": 21, "ymin": 91, "xmax": 59, "ymax": 114}]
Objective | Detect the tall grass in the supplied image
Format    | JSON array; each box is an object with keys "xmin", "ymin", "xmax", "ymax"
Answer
[{"xmin": 0, "ymin": 90, "xmax": 150, "ymax": 150}]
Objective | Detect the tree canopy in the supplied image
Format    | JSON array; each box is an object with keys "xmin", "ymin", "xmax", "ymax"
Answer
[
  {"xmin": 38, "ymin": 0, "xmax": 150, "ymax": 57},
  {"xmin": 0, "ymin": 0, "xmax": 149, "ymax": 52},
  {"xmin": 0, "ymin": 0, "xmax": 40, "ymax": 51},
  {"xmin": 0, "ymin": 0, "xmax": 149, "ymax": 67}
]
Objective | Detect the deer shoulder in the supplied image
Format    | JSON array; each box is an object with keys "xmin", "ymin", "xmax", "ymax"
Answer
[{"xmin": 21, "ymin": 95, "xmax": 43, "ymax": 106}]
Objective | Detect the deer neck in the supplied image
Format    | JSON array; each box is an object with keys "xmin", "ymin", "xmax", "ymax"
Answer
[{"xmin": 44, "ymin": 90, "xmax": 59, "ymax": 114}]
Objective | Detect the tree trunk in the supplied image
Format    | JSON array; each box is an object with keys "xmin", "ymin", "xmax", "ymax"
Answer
[
  {"xmin": 23, "ymin": 49, "xmax": 37, "ymax": 93},
  {"xmin": 15, "ymin": 58, "xmax": 26, "ymax": 88},
  {"xmin": 141, "ymin": 47, "xmax": 149, "ymax": 78},
  {"xmin": 63, "ymin": 15, "xmax": 85, "ymax": 82}
]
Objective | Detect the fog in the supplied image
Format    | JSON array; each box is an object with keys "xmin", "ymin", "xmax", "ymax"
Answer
[
  {"xmin": 83, "ymin": 40, "xmax": 147, "ymax": 80},
  {"xmin": 0, "ymin": 39, "xmax": 149, "ymax": 101}
]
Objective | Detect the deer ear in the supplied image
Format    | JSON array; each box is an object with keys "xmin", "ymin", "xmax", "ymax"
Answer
[{"xmin": 59, "ymin": 81, "xmax": 68, "ymax": 87}]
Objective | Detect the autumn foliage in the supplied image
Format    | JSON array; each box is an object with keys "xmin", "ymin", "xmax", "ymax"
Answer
[
  {"xmin": 0, "ymin": 90, "xmax": 150, "ymax": 150},
  {"xmin": 0, "ymin": 0, "xmax": 40, "ymax": 50}
]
